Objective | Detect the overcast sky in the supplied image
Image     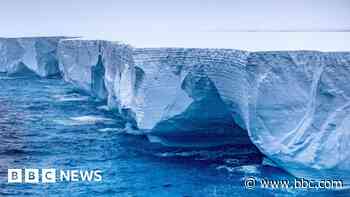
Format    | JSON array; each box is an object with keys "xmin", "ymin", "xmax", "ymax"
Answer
[{"xmin": 0, "ymin": 0, "xmax": 349, "ymax": 50}]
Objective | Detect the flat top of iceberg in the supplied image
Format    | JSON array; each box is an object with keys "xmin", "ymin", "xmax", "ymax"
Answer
[
  {"xmin": 1, "ymin": 33, "xmax": 350, "ymax": 52},
  {"xmin": 0, "ymin": 36, "xmax": 74, "ymax": 40},
  {"xmin": 105, "ymin": 32, "xmax": 350, "ymax": 52},
  {"xmin": 59, "ymin": 37, "xmax": 129, "ymax": 46}
]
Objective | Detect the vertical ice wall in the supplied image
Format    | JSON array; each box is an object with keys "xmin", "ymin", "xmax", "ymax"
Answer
[
  {"xmin": 133, "ymin": 48, "xmax": 350, "ymax": 181},
  {"xmin": 133, "ymin": 48, "xmax": 254, "ymax": 147},
  {"xmin": 2, "ymin": 36, "xmax": 350, "ymax": 181},
  {"xmin": 57, "ymin": 39, "xmax": 135, "ymax": 114},
  {"xmin": 247, "ymin": 51, "xmax": 350, "ymax": 181},
  {"xmin": 0, "ymin": 37, "xmax": 66, "ymax": 77}
]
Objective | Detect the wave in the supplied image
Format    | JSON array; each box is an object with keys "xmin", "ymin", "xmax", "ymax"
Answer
[
  {"xmin": 98, "ymin": 127, "xmax": 123, "ymax": 132},
  {"xmin": 52, "ymin": 93, "xmax": 89, "ymax": 102},
  {"xmin": 97, "ymin": 105, "xmax": 109, "ymax": 111},
  {"xmin": 216, "ymin": 164, "xmax": 261, "ymax": 174},
  {"xmin": 54, "ymin": 115, "xmax": 115, "ymax": 126}
]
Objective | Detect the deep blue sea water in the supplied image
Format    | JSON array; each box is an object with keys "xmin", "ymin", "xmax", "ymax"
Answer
[{"xmin": 0, "ymin": 74, "xmax": 348, "ymax": 197}]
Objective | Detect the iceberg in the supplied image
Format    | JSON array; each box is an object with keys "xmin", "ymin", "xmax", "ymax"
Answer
[
  {"xmin": 133, "ymin": 48, "xmax": 253, "ymax": 147},
  {"xmin": 2, "ymin": 36, "xmax": 350, "ymax": 182},
  {"xmin": 247, "ymin": 51, "xmax": 350, "ymax": 181},
  {"xmin": 0, "ymin": 37, "xmax": 66, "ymax": 77},
  {"xmin": 133, "ymin": 48, "xmax": 350, "ymax": 181},
  {"xmin": 57, "ymin": 39, "xmax": 135, "ymax": 114}
]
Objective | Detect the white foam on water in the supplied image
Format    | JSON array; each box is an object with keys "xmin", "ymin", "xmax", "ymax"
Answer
[
  {"xmin": 98, "ymin": 128, "xmax": 122, "ymax": 132},
  {"xmin": 0, "ymin": 76, "xmax": 14, "ymax": 80},
  {"xmin": 52, "ymin": 94, "xmax": 89, "ymax": 102},
  {"xmin": 70, "ymin": 116, "xmax": 114, "ymax": 124},
  {"xmin": 216, "ymin": 164, "xmax": 261, "ymax": 174},
  {"xmin": 54, "ymin": 115, "xmax": 115, "ymax": 126},
  {"xmin": 154, "ymin": 150, "xmax": 215, "ymax": 158},
  {"xmin": 97, "ymin": 105, "xmax": 109, "ymax": 111},
  {"xmin": 235, "ymin": 165, "xmax": 260, "ymax": 174},
  {"xmin": 216, "ymin": 165, "xmax": 236, "ymax": 173},
  {"xmin": 124, "ymin": 123, "xmax": 144, "ymax": 135}
]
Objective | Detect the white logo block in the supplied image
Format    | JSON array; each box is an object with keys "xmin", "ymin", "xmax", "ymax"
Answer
[
  {"xmin": 42, "ymin": 169, "xmax": 56, "ymax": 183},
  {"xmin": 8, "ymin": 169, "xmax": 22, "ymax": 183},
  {"xmin": 24, "ymin": 169, "xmax": 39, "ymax": 183}
]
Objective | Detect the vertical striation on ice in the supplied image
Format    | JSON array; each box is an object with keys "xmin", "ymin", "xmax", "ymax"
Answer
[
  {"xmin": 2, "ymin": 36, "xmax": 350, "ymax": 182},
  {"xmin": 0, "ymin": 37, "xmax": 67, "ymax": 77},
  {"xmin": 57, "ymin": 39, "xmax": 135, "ymax": 115},
  {"xmin": 247, "ymin": 51, "xmax": 350, "ymax": 181},
  {"xmin": 133, "ymin": 48, "xmax": 253, "ymax": 147}
]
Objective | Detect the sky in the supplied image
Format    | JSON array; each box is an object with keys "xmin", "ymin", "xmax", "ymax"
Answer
[{"xmin": 0, "ymin": 0, "xmax": 349, "ymax": 50}]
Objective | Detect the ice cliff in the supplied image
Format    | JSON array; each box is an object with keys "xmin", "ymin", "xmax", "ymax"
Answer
[
  {"xmin": 57, "ymin": 39, "xmax": 136, "ymax": 116},
  {"xmin": 133, "ymin": 48, "xmax": 350, "ymax": 181},
  {"xmin": 0, "ymin": 37, "xmax": 66, "ymax": 77},
  {"xmin": 1, "ymin": 36, "xmax": 350, "ymax": 182},
  {"xmin": 247, "ymin": 51, "xmax": 350, "ymax": 181},
  {"xmin": 132, "ymin": 48, "xmax": 252, "ymax": 146}
]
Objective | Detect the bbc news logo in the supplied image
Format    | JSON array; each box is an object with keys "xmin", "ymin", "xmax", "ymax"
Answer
[{"xmin": 8, "ymin": 169, "xmax": 102, "ymax": 183}]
